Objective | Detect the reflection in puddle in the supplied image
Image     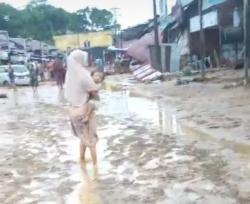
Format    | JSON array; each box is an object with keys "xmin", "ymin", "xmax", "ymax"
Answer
[
  {"xmin": 58, "ymin": 89, "xmax": 67, "ymax": 104},
  {"xmin": 158, "ymin": 110, "xmax": 180, "ymax": 135},
  {"xmin": 103, "ymin": 81, "xmax": 124, "ymax": 92},
  {"xmin": 66, "ymin": 166, "xmax": 101, "ymax": 204},
  {"xmin": 12, "ymin": 89, "xmax": 19, "ymax": 107}
]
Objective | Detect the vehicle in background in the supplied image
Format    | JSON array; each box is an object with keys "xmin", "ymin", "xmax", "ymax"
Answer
[
  {"xmin": 13, "ymin": 65, "xmax": 30, "ymax": 85},
  {"xmin": 0, "ymin": 65, "xmax": 30, "ymax": 86},
  {"xmin": 0, "ymin": 67, "xmax": 10, "ymax": 86}
]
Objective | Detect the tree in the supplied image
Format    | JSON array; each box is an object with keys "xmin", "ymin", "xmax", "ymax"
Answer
[
  {"xmin": 90, "ymin": 8, "xmax": 113, "ymax": 30},
  {"xmin": 17, "ymin": 4, "xmax": 71, "ymax": 41},
  {"xmin": 76, "ymin": 7, "xmax": 113, "ymax": 31},
  {"xmin": 76, "ymin": 7, "xmax": 92, "ymax": 31},
  {"xmin": 0, "ymin": 3, "xmax": 20, "ymax": 36},
  {"xmin": 0, "ymin": 3, "xmax": 114, "ymax": 43}
]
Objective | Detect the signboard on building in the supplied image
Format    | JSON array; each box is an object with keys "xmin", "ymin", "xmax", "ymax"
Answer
[
  {"xmin": 202, "ymin": 0, "xmax": 225, "ymax": 10},
  {"xmin": 190, "ymin": 10, "xmax": 218, "ymax": 32},
  {"xmin": 203, "ymin": 10, "xmax": 218, "ymax": 28},
  {"xmin": 0, "ymin": 31, "xmax": 9, "ymax": 51},
  {"xmin": 233, "ymin": 8, "xmax": 241, "ymax": 27},
  {"xmin": 181, "ymin": 0, "xmax": 194, "ymax": 7},
  {"xmin": 190, "ymin": 16, "xmax": 201, "ymax": 32}
]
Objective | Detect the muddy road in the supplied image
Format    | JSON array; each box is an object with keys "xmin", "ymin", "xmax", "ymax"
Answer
[{"xmin": 0, "ymin": 84, "xmax": 250, "ymax": 204}]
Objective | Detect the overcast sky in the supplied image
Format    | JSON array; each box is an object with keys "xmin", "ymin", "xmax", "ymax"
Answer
[{"xmin": 0, "ymin": 0, "xmax": 176, "ymax": 28}]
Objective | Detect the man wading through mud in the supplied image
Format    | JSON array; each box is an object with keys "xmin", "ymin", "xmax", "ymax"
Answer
[{"xmin": 65, "ymin": 50, "xmax": 100, "ymax": 167}]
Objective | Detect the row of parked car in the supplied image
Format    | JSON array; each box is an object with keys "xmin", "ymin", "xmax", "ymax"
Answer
[{"xmin": 0, "ymin": 65, "xmax": 31, "ymax": 86}]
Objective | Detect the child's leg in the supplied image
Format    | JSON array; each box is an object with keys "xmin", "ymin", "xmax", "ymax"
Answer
[
  {"xmin": 83, "ymin": 104, "xmax": 91, "ymax": 122},
  {"xmin": 83, "ymin": 103, "xmax": 95, "ymax": 123}
]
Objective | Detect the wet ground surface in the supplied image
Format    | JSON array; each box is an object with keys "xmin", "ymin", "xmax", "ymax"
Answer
[{"xmin": 0, "ymin": 84, "xmax": 250, "ymax": 204}]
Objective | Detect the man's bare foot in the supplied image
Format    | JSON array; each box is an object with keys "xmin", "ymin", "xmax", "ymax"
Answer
[
  {"xmin": 80, "ymin": 158, "xmax": 86, "ymax": 165},
  {"xmin": 92, "ymin": 165, "xmax": 99, "ymax": 181},
  {"xmin": 80, "ymin": 161, "xmax": 87, "ymax": 170},
  {"xmin": 80, "ymin": 156, "xmax": 86, "ymax": 164}
]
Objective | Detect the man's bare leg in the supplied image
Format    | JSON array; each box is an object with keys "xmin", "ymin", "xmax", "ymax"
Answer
[
  {"xmin": 80, "ymin": 142, "xmax": 86, "ymax": 165},
  {"xmin": 90, "ymin": 146, "xmax": 97, "ymax": 166}
]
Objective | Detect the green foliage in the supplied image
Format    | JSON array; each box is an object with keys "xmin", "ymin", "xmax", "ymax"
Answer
[
  {"xmin": 90, "ymin": 8, "xmax": 113, "ymax": 30},
  {"xmin": 76, "ymin": 7, "xmax": 113, "ymax": 31},
  {"xmin": 0, "ymin": 2, "xmax": 114, "ymax": 43}
]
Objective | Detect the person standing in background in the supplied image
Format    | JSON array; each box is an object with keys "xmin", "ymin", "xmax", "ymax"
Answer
[
  {"xmin": 29, "ymin": 62, "xmax": 39, "ymax": 96},
  {"xmin": 53, "ymin": 57, "xmax": 66, "ymax": 90},
  {"xmin": 38, "ymin": 61, "xmax": 45, "ymax": 81},
  {"xmin": 8, "ymin": 63, "xmax": 15, "ymax": 88}
]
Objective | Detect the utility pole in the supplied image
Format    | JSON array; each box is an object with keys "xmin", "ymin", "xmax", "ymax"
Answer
[
  {"xmin": 111, "ymin": 8, "xmax": 120, "ymax": 46},
  {"xmin": 40, "ymin": 41, "xmax": 42, "ymax": 61},
  {"xmin": 77, "ymin": 33, "xmax": 80, "ymax": 48},
  {"xmin": 244, "ymin": 0, "xmax": 250, "ymax": 85},
  {"xmin": 120, "ymin": 31, "xmax": 123, "ymax": 48},
  {"xmin": 152, "ymin": 0, "xmax": 162, "ymax": 71},
  {"xmin": 198, "ymin": 0, "xmax": 206, "ymax": 79},
  {"xmin": 153, "ymin": 0, "xmax": 159, "ymax": 46}
]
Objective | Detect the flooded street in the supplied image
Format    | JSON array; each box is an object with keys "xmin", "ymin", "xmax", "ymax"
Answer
[{"xmin": 0, "ymin": 84, "xmax": 250, "ymax": 204}]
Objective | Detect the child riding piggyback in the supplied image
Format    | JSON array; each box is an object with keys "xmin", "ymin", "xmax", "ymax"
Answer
[{"xmin": 82, "ymin": 71, "xmax": 105, "ymax": 123}]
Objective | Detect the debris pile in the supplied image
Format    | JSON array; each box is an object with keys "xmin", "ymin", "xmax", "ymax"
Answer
[{"xmin": 130, "ymin": 63, "xmax": 162, "ymax": 83}]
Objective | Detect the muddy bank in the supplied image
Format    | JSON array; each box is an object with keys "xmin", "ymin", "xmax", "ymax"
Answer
[{"xmin": 106, "ymin": 69, "xmax": 250, "ymax": 145}]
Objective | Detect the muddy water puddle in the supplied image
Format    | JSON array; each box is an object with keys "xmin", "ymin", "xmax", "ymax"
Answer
[{"xmin": 0, "ymin": 85, "xmax": 250, "ymax": 203}]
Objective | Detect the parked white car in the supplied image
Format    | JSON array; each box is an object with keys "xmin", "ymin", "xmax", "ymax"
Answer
[
  {"xmin": 13, "ymin": 65, "xmax": 30, "ymax": 85},
  {"xmin": 0, "ymin": 67, "xmax": 10, "ymax": 86},
  {"xmin": 0, "ymin": 65, "xmax": 30, "ymax": 86}
]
